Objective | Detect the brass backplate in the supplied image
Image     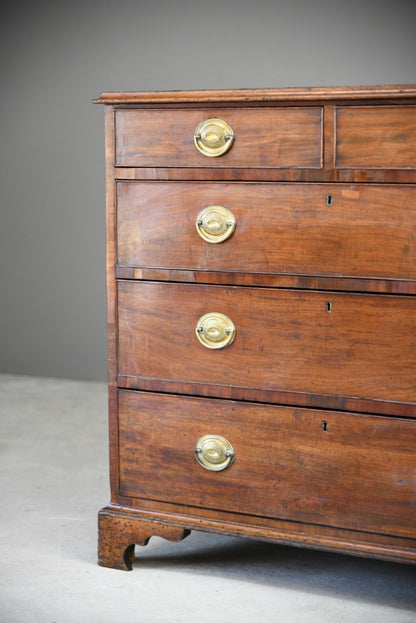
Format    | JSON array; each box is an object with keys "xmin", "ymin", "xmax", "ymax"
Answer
[
  {"xmin": 194, "ymin": 118, "xmax": 234, "ymax": 157},
  {"xmin": 196, "ymin": 205, "xmax": 236, "ymax": 243},
  {"xmin": 194, "ymin": 434, "xmax": 234, "ymax": 471},
  {"xmin": 195, "ymin": 312, "xmax": 236, "ymax": 349}
]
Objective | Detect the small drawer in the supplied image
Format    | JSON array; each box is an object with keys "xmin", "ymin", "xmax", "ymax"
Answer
[
  {"xmin": 115, "ymin": 107, "xmax": 323, "ymax": 168},
  {"xmin": 117, "ymin": 182, "xmax": 416, "ymax": 281},
  {"xmin": 118, "ymin": 390, "xmax": 416, "ymax": 538},
  {"xmin": 117, "ymin": 281, "xmax": 416, "ymax": 411},
  {"xmin": 335, "ymin": 106, "xmax": 416, "ymax": 169}
]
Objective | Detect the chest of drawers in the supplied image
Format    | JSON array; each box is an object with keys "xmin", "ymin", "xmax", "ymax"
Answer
[{"xmin": 94, "ymin": 86, "xmax": 416, "ymax": 570}]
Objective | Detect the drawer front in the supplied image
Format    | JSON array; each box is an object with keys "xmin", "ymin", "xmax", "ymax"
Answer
[
  {"xmin": 335, "ymin": 106, "xmax": 416, "ymax": 169},
  {"xmin": 115, "ymin": 108, "xmax": 322, "ymax": 168},
  {"xmin": 117, "ymin": 182, "xmax": 416, "ymax": 281},
  {"xmin": 117, "ymin": 281, "xmax": 416, "ymax": 408},
  {"xmin": 118, "ymin": 390, "xmax": 416, "ymax": 538}
]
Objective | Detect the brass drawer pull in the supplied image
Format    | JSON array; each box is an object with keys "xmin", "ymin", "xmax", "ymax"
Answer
[
  {"xmin": 196, "ymin": 205, "xmax": 236, "ymax": 243},
  {"xmin": 194, "ymin": 118, "xmax": 234, "ymax": 157},
  {"xmin": 194, "ymin": 434, "xmax": 234, "ymax": 471},
  {"xmin": 195, "ymin": 312, "xmax": 236, "ymax": 349}
]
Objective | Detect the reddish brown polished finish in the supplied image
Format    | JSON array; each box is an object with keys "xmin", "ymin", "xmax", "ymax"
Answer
[
  {"xmin": 335, "ymin": 106, "xmax": 416, "ymax": 168},
  {"xmin": 98, "ymin": 509, "xmax": 190, "ymax": 571},
  {"xmin": 115, "ymin": 107, "xmax": 323, "ymax": 168},
  {"xmin": 93, "ymin": 84, "xmax": 416, "ymax": 104},
  {"xmin": 95, "ymin": 85, "xmax": 416, "ymax": 569},
  {"xmin": 117, "ymin": 182, "xmax": 416, "ymax": 281},
  {"xmin": 118, "ymin": 391, "xmax": 416, "ymax": 539},
  {"xmin": 117, "ymin": 281, "xmax": 416, "ymax": 415}
]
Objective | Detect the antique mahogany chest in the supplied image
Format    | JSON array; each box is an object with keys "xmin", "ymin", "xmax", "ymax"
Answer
[{"xmin": 94, "ymin": 86, "xmax": 416, "ymax": 570}]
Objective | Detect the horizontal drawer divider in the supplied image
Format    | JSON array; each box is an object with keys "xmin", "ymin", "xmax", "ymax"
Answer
[
  {"xmin": 115, "ymin": 266, "xmax": 416, "ymax": 295},
  {"xmin": 117, "ymin": 374, "xmax": 416, "ymax": 419},
  {"xmin": 113, "ymin": 166, "xmax": 416, "ymax": 184}
]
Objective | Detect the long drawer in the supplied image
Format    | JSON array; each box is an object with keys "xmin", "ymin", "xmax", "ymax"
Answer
[
  {"xmin": 114, "ymin": 107, "xmax": 322, "ymax": 168},
  {"xmin": 118, "ymin": 390, "xmax": 416, "ymax": 539},
  {"xmin": 117, "ymin": 182, "xmax": 416, "ymax": 281},
  {"xmin": 117, "ymin": 281, "xmax": 416, "ymax": 413}
]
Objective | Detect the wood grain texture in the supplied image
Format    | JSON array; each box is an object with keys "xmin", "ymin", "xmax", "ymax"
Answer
[
  {"xmin": 93, "ymin": 84, "xmax": 416, "ymax": 105},
  {"xmin": 115, "ymin": 267, "xmax": 416, "ymax": 295},
  {"xmin": 98, "ymin": 506, "xmax": 190, "ymax": 570},
  {"xmin": 103, "ymin": 107, "xmax": 120, "ymax": 501},
  {"xmin": 100, "ymin": 504, "xmax": 416, "ymax": 564},
  {"xmin": 115, "ymin": 108, "xmax": 322, "ymax": 168},
  {"xmin": 117, "ymin": 181, "xmax": 416, "ymax": 281},
  {"xmin": 97, "ymin": 85, "xmax": 416, "ymax": 568},
  {"xmin": 118, "ymin": 390, "xmax": 416, "ymax": 539},
  {"xmin": 335, "ymin": 106, "xmax": 416, "ymax": 169},
  {"xmin": 114, "ymin": 165, "xmax": 416, "ymax": 184},
  {"xmin": 117, "ymin": 281, "xmax": 416, "ymax": 411}
]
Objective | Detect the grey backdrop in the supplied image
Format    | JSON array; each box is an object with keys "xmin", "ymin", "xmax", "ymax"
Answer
[{"xmin": 1, "ymin": 0, "xmax": 415, "ymax": 381}]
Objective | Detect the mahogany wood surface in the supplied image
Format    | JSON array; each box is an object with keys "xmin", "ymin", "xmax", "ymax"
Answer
[
  {"xmin": 103, "ymin": 107, "xmax": 120, "ymax": 500},
  {"xmin": 98, "ymin": 505, "xmax": 416, "ymax": 567},
  {"xmin": 118, "ymin": 391, "xmax": 416, "ymax": 539},
  {"xmin": 93, "ymin": 84, "xmax": 416, "ymax": 105},
  {"xmin": 115, "ymin": 267, "xmax": 416, "ymax": 295},
  {"xmin": 96, "ymin": 85, "xmax": 416, "ymax": 568},
  {"xmin": 98, "ymin": 507, "xmax": 190, "ymax": 570},
  {"xmin": 115, "ymin": 108, "xmax": 323, "ymax": 168},
  {"xmin": 117, "ymin": 181, "xmax": 416, "ymax": 281},
  {"xmin": 335, "ymin": 106, "xmax": 416, "ymax": 169},
  {"xmin": 114, "ymin": 166, "xmax": 416, "ymax": 184},
  {"xmin": 117, "ymin": 281, "xmax": 416, "ymax": 414}
]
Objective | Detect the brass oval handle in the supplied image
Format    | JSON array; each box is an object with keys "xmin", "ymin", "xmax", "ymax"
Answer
[
  {"xmin": 194, "ymin": 118, "xmax": 234, "ymax": 157},
  {"xmin": 196, "ymin": 205, "xmax": 236, "ymax": 243},
  {"xmin": 195, "ymin": 312, "xmax": 236, "ymax": 349},
  {"xmin": 194, "ymin": 434, "xmax": 234, "ymax": 471}
]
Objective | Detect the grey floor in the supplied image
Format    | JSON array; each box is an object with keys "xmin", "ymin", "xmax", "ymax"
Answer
[{"xmin": 0, "ymin": 374, "xmax": 415, "ymax": 623}]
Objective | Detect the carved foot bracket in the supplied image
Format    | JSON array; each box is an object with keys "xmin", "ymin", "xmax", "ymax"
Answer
[{"xmin": 98, "ymin": 507, "xmax": 191, "ymax": 570}]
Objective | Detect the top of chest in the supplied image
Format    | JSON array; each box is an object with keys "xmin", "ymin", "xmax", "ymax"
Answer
[{"xmin": 95, "ymin": 85, "xmax": 416, "ymax": 181}]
